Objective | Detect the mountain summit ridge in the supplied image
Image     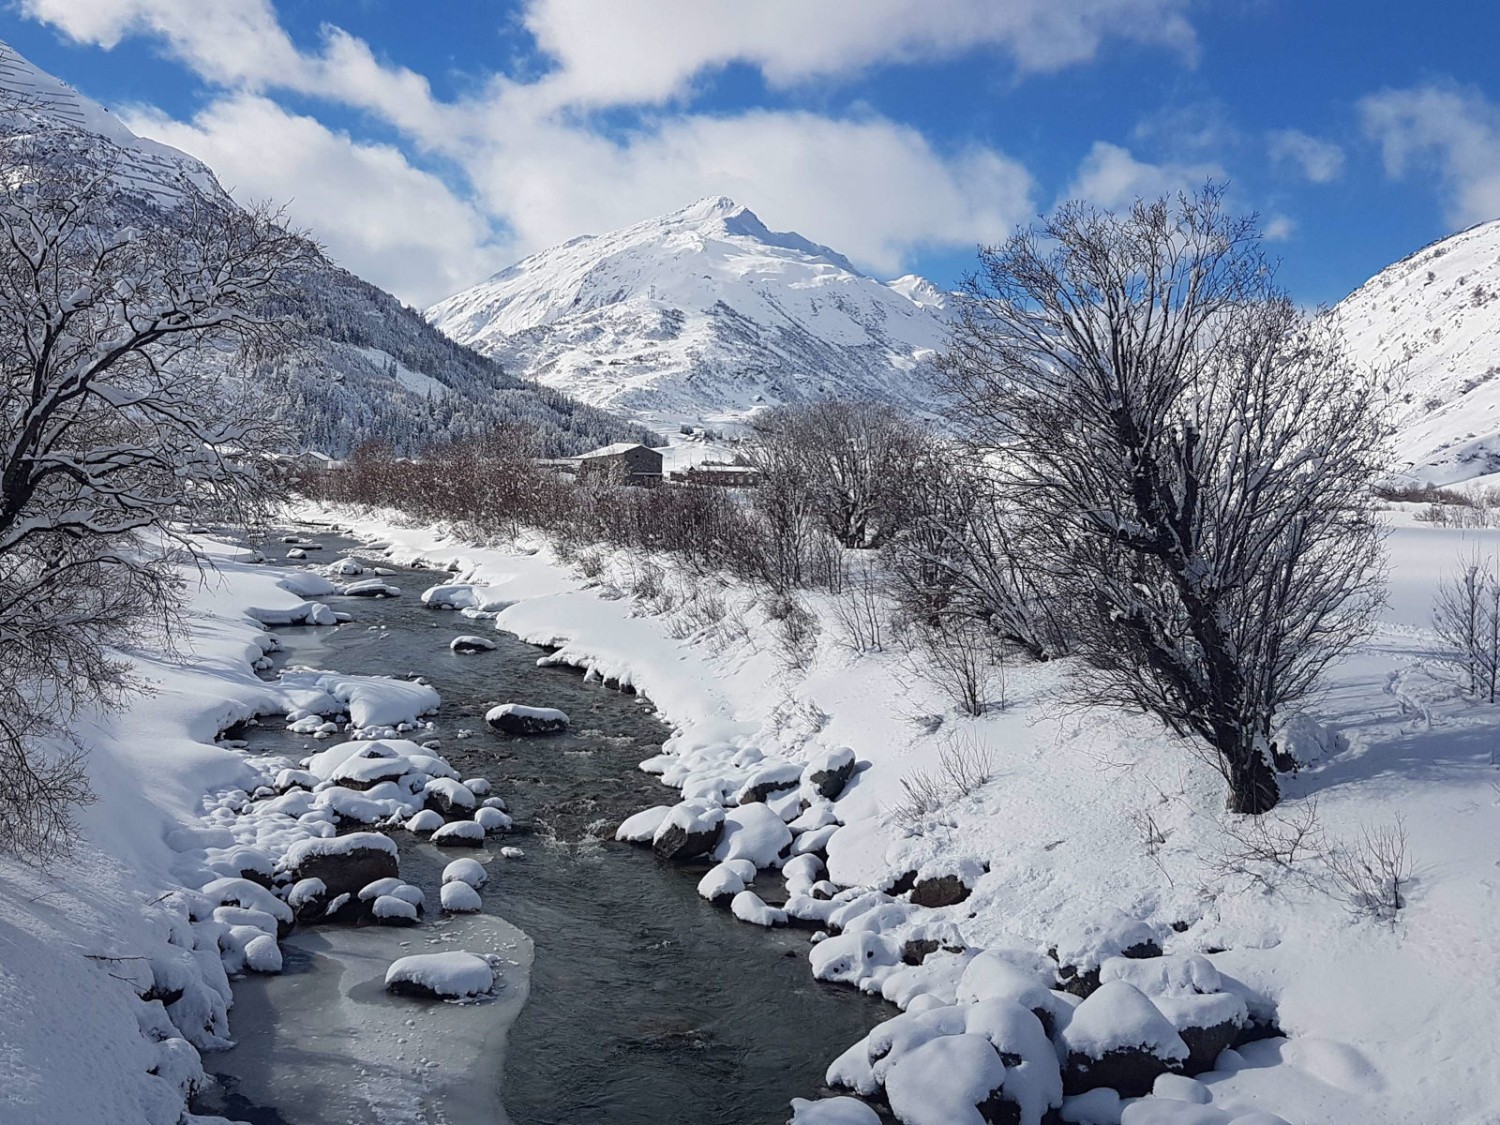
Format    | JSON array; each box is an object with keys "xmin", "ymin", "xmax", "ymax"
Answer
[{"xmin": 427, "ymin": 196, "xmax": 953, "ymax": 428}]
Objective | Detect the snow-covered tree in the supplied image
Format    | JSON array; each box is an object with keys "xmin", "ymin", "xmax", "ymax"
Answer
[
  {"xmin": 747, "ymin": 400, "xmax": 929, "ymax": 549},
  {"xmin": 0, "ymin": 124, "xmax": 311, "ymax": 854},
  {"xmin": 942, "ymin": 186, "xmax": 1388, "ymax": 813}
]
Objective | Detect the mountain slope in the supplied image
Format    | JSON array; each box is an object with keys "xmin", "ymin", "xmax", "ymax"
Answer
[
  {"xmin": 1334, "ymin": 218, "xmax": 1500, "ymax": 484},
  {"xmin": 0, "ymin": 40, "xmax": 652, "ymax": 457},
  {"xmin": 427, "ymin": 196, "xmax": 953, "ymax": 428}
]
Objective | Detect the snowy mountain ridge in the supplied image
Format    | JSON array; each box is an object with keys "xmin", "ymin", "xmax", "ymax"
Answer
[
  {"xmin": 1334, "ymin": 217, "xmax": 1500, "ymax": 485},
  {"xmin": 427, "ymin": 196, "xmax": 954, "ymax": 429},
  {"xmin": 0, "ymin": 40, "xmax": 651, "ymax": 457}
]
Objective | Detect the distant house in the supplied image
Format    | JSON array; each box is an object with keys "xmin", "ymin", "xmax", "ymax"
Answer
[
  {"xmin": 668, "ymin": 463, "xmax": 761, "ymax": 488},
  {"xmin": 574, "ymin": 443, "xmax": 664, "ymax": 486},
  {"xmin": 289, "ymin": 450, "xmax": 344, "ymax": 473}
]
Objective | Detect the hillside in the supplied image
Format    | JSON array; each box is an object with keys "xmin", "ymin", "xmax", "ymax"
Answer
[
  {"xmin": 427, "ymin": 196, "xmax": 953, "ymax": 429},
  {"xmin": 1334, "ymin": 218, "xmax": 1500, "ymax": 484},
  {"xmin": 0, "ymin": 40, "xmax": 652, "ymax": 457}
]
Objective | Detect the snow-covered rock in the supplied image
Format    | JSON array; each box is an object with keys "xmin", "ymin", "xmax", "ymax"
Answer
[
  {"xmin": 651, "ymin": 800, "xmax": 725, "ymax": 861},
  {"xmin": 281, "ymin": 832, "xmax": 398, "ymax": 897},
  {"xmin": 440, "ymin": 880, "xmax": 483, "ymax": 913},
  {"xmin": 451, "ymin": 634, "xmax": 496, "ymax": 653},
  {"xmin": 712, "ymin": 802, "xmax": 793, "ymax": 868},
  {"xmin": 442, "ymin": 858, "xmax": 488, "ymax": 888},
  {"xmin": 485, "ymin": 703, "xmax": 570, "ymax": 735},
  {"xmin": 431, "ymin": 820, "xmax": 486, "ymax": 848},
  {"xmin": 1059, "ymin": 981, "xmax": 1190, "ymax": 1097},
  {"xmin": 730, "ymin": 890, "xmax": 787, "ymax": 927},
  {"xmin": 384, "ymin": 952, "xmax": 503, "ymax": 999}
]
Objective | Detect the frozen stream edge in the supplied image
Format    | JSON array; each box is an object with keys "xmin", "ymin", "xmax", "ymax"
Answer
[{"xmin": 207, "ymin": 915, "xmax": 532, "ymax": 1124}]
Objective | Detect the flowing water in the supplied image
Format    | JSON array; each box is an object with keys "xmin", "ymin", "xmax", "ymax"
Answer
[{"xmin": 197, "ymin": 527, "xmax": 887, "ymax": 1125}]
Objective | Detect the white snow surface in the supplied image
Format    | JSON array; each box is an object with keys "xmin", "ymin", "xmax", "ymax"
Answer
[
  {"xmin": 300, "ymin": 501, "xmax": 1500, "ymax": 1124},
  {"xmin": 426, "ymin": 196, "xmax": 951, "ymax": 430},
  {"xmin": 383, "ymin": 952, "xmax": 500, "ymax": 999}
]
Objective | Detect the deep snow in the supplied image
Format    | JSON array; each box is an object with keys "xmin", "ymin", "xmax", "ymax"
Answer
[{"xmin": 301, "ymin": 498, "xmax": 1500, "ymax": 1125}]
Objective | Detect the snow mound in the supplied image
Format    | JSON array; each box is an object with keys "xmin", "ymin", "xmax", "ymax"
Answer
[{"xmin": 384, "ymin": 952, "xmax": 502, "ymax": 999}]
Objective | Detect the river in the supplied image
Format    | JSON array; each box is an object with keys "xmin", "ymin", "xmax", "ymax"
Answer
[{"xmin": 193, "ymin": 525, "xmax": 887, "ymax": 1125}]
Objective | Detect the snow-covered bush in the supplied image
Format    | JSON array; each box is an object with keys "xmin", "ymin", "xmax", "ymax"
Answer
[
  {"xmin": 1325, "ymin": 817, "xmax": 1412, "ymax": 923},
  {"xmin": 1432, "ymin": 552, "xmax": 1500, "ymax": 702}
]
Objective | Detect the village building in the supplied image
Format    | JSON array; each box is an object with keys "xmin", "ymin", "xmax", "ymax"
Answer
[
  {"xmin": 667, "ymin": 463, "xmax": 761, "ymax": 487},
  {"xmin": 573, "ymin": 442, "xmax": 664, "ymax": 485}
]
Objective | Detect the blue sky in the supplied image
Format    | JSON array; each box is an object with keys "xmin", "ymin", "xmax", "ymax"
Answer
[{"xmin": 6, "ymin": 1, "xmax": 1500, "ymax": 308}]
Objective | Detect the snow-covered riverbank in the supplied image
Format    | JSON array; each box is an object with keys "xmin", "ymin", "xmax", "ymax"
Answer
[
  {"xmin": 0, "ymin": 534, "xmax": 529, "ymax": 1125},
  {"xmin": 308, "ymin": 501, "xmax": 1500, "ymax": 1125}
]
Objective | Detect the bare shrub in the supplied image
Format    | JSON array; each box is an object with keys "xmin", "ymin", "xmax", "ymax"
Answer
[
  {"xmin": 1206, "ymin": 800, "xmax": 1328, "ymax": 894},
  {"xmin": 765, "ymin": 593, "xmax": 819, "ymax": 668},
  {"xmin": 1325, "ymin": 818, "xmax": 1411, "ymax": 923},
  {"xmin": 902, "ymin": 616, "xmax": 1004, "ymax": 716},
  {"xmin": 675, "ymin": 588, "xmax": 728, "ymax": 635},
  {"xmin": 575, "ymin": 548, "xmax": 606, "ymax": 579},
  {"xmin": 888, "ymin": 732, "xmax": 997, "ymax": 832},
  {"xmin": 830, "ymin": 557, "xmax": 887, "ymax": 653},
  {"xmin": 938, "ymin": 731, "xmax": 996, "ymax": 795},
  {"xmin": 626, "ymin": 560, "xmax": 665, "ymax": 604},
  {"xmin": 1432, "ymin": 553, "xmax": 1500, "ymax": 701}
]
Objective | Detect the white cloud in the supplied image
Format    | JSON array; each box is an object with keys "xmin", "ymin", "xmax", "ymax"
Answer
[
  {"xmin": 1062, "ymin": 142, "xmax": 1225, "ymax": 210},
  {"xmin": 1262, "ymin": 214, "xmax": 1296, "ymax": 241},
  {"xmin": 23, "ymin": 0, "xmax": 1197, "ymax": 300},
  {"xmin": 123, "ymin": 96, "xmax": 508, "ymax": 305},
  {"xmin": 521, "ymin": 0, "xmax": 1197, "ymax": 106},
  {"xmin": 1360, "ymin": 84, "xmax": 1500, "ymax": 228},
  {"xmin": 1267, "ymin": 129, "xmax": 1344, "ymax": 184},
  {"xmin": 455, "ymin": 110, "xmax": 1035, "ymax": 274}
]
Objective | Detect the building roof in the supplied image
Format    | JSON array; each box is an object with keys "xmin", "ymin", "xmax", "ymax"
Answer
[{"xmin": 576, "ymin": 442, "xmax": 659, "ymax": 460}]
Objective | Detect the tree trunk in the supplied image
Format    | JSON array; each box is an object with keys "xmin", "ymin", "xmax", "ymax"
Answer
[{"xmin": 1223, "ymin": 733, "xmax": 1281, "ymax": 814}]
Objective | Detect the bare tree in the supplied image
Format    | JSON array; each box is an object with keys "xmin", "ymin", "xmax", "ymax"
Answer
[
  {"xmin": 883, "ymin": 445, "xmax": 1068, "ymax": 661},
  {"xmin": 747, "ymin": 400, "xmax": 929, "ymax": 549},
  {"xmin": 942, "ymin": 186, "xmax": 1387, "ymax": 813},
  {"xmin": 0, "ymin": 123, "xmax": 311, "ymax": 855},
  {"xmin": 1432, "ymin": 553, "xmax": 1500, "ymax": 702}
]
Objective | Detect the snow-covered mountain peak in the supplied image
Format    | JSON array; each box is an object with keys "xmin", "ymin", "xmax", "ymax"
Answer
[
  {"xmin": 1334, "ymin": 217, "xmax": 1500, "ymax": 484},
  {"xmin": 428, "ymin": 198, "xmax": 952, "ymax": 428}
]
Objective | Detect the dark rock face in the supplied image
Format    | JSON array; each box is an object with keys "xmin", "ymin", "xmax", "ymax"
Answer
[
  {"xmin": 910, "ymin": 874, "xmax": 972, "ymax": 908},
  {"xmin": 432, "ymin": 831, "xmax": 484, "ymax": 849},
  {"xmin": 738, "ymin": 779, "xmax": 799, "ymax": 804},
  {"xmin": 1062, "ymin": 1045, "xmax": 1183, "ymax": 1098},
  {"xmin": 287, "ymin": 845, "xmax": 398, "ymax": 899},
  {"xmin": 652, "ymin": 822, "xmax": 722, "ymax": 862},
  {"xmin": 902, "ymin": 938, "xmax": 941, "ymax": 965},
  {"xmin": 1179, "ymin": 1019, "xmax": 1241, "ymax": 1075},
  {"xmin": 976, "ymin": 1090, "xmax": 1023, "ymax": 1125},
  {"xmin": 806, "ymin": 756, "xmax": 856, "ymax": 800},
  {"xmin": 451, "ymin": 638, "xmax": 494, "ymax": 653}
]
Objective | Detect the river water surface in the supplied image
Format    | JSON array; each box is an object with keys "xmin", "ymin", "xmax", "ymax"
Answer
[{"xmin": 198, "ymin": 526, "xmax": 887, "ymax": 1125}]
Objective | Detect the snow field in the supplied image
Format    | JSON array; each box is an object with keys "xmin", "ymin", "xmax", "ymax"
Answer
[{"xmin": 306, "ymin": 502, "xmax": 1500, "ymax": 1124}]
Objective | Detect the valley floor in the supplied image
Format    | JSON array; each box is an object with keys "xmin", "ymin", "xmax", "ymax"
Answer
[{"xmin": 2, "ymin": 503, "xmax": 1497, "ymax": 1125}]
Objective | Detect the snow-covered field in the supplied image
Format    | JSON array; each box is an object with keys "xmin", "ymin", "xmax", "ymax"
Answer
[{"xmin": 305, "ymin": 500, "xmax": 1500, "ymax": 1125}]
